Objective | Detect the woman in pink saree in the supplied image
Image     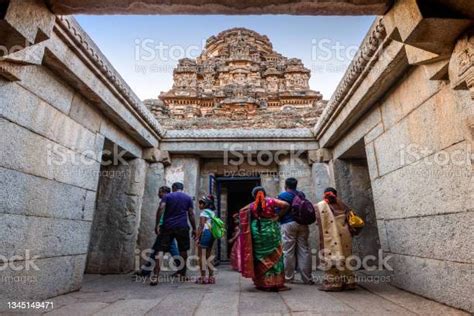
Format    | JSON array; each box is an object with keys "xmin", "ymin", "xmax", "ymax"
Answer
[{"xmin": 229, "ymin": 213, "xmax": 241, "ymax": 272}]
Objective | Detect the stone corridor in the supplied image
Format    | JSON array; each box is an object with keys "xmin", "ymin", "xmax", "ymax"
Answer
[{"xmin": 38, "ymin": 267, "xmax": 467, "ymax": 316}]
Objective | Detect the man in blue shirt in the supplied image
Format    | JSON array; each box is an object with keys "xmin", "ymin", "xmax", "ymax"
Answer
[
  {"xmin": 152, "ymin": 182, "xmax": 196, "ymax": 284},
  {"xmin": 278, "ymin": 178, "xmax": 313, "ymax": 284}
]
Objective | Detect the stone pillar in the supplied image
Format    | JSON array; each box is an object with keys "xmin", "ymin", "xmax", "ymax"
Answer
[
  {"xmin": 278, "ymin": 153, "xmax": 319, "ymax": 256},
  {"xmin": 86, "ymin": 157, "xmax": 147, "ymax": 274},
  {"xmin": 308, "ymin": 148, "xmax": 334, "ymax": 201},
  {"xmin": 136, "ymin": 149, "xmax": 168, "ymax": 264},
  {"xmin": 260, "ymin": 173, "xmax": 280, "ymax": 198},
  {"xmin": 278, "ymin": 154, "xmax": 314, "ymax": 201},
  {"xmin": 164, "ymin": 155, "xmax": 201, "ymax": 253}
]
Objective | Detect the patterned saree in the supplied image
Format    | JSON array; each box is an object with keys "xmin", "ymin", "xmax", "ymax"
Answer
[
  {"xmin": 315, "ymin": 200, "xmax": 355, "ymax": 290},
  {"xmin": 240, "ymin": 198, "xmax": 285, "ymax": 290}
]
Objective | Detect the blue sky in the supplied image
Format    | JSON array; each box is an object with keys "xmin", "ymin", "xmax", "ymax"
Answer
[{"xmin": 75, "ymin": 15, "xmax": 375, "ymax": 101}]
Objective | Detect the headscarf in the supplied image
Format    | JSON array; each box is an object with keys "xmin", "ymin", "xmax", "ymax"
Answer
[
  {"xmin": 251, "ymin": 186, "xmax": 266, "ymax": 231},
  {"xmin": 323, "ymin": 187, "xmax": 338, "ymax": 204}
]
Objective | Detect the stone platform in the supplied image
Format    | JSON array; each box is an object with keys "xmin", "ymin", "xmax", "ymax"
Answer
[{"xmin": 6, "ymin": 266, "xmax": 466, "ymax": 315}]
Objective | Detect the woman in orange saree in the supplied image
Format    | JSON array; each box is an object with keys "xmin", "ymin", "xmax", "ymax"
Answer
[{"xmin": 239, "ymin": 186, "xmax": 290, "ymax": 291}]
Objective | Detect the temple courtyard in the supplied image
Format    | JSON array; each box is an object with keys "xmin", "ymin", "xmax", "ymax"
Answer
[
  {"xmin": 33, "ymin": 267, "xmax": 466, "ymax": 316},
  {"xmin": 1, "ymin": 0, "xmax": 472, "ymax": 314}
]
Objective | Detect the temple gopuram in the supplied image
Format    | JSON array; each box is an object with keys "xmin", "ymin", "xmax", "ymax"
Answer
[{"xmin": 145, "ymin": 28, "xmax": 326, "ymax": 129}]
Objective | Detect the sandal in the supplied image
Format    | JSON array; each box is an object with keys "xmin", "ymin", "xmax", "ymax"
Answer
[
  {"xmin": 208, "ymin": 276, "xmax": 215, "ymax": 284},
  {"xmin": 195, "ymin": 277, "xmax": 206, "ymax": 284}
]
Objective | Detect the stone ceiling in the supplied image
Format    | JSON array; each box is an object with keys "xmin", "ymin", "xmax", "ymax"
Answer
[{"xmin": 45, "ymin": 0, "xmax": 391, "ymax": 15}]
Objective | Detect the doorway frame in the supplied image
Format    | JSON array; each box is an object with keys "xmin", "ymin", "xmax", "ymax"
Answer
[{"xmin": 211, "ymin": 176, "xmax": 261, "ymax": 262}]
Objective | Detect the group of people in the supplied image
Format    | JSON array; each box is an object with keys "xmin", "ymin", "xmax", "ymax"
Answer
[
  {"xmin": 140, "ymin": 178, "xmax": 361, "ymax": 292},
  {"xmin": 236, "ymin": 178, "xmax": 359, "ymax": 292}
]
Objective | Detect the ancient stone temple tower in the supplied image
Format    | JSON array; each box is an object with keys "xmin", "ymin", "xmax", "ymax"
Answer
[{"xmin": 146, "ymin": 28, "xmax": 325, "ymax": 129}]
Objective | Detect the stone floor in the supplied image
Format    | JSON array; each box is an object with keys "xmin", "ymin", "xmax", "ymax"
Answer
[{"xmin": 8, "ymin": 266, "xmax": 469, "ymax": 315}]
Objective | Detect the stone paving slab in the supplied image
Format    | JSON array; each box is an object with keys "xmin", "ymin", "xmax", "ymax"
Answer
[{"xmin": 1, "ymin": 266, "xmax": 468, "ymax": 315}]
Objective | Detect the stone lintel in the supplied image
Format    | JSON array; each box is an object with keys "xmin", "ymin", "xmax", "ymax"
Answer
[
  {"xmin": 384, "ymin": 0, "xmax": 472, "ymax": 56},
  {"xmin": 143, "ymin": 148, "xmax": 171, "ymax": 165},
  {"xmin": 308, "ymin": 148, "xmax": 332, "ymax": 163},
  {"xmin": 45, "ymin": 0, "xmax": 391, "ymax": 15}
]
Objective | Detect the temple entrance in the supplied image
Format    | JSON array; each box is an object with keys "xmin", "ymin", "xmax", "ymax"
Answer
[{"xmin": 212, "ymin": 176, "xmax": 261, "ymax": 261}]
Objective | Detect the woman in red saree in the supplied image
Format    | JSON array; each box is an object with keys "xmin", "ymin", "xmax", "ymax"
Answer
[{"xmin": 239, "ymin": 186, "xmax": 290, "ymax": 291}]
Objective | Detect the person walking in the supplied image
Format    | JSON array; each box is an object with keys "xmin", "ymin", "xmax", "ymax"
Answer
[
  {"xmin": 151, "ymin": 182, "xmax": 196, "ymax": 285},
  {"xmin": 195, "ymin": 195, "xmax": 217, "ymax": 284},
  {"xmin": 277, "ymin": 178, "xmax": 314, "ymax": 285},
  {"xmin": 137, "ymin": 186, "xmax": 179, "ymax": 278}
]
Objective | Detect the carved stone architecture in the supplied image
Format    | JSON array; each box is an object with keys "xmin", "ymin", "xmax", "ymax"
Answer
[
  {"xmin": 0, "ymin": 0, "xmax": 473, "ymax": 314},
  {"xmin": 146, "ymin": 28, "xmax": 325, "ymax": 129}
]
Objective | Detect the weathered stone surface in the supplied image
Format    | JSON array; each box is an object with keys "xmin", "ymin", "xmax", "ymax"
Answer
[
  {"xmin": 45, "ymin": 30, "xmax": 160, "ymax": 147},
  {"xmin": 0, "ymin": 213, "xmax": 91, "ymax": 259},
  {"xmin": 239, "ymin": 289, "xmax": 290, "ymax": 314},
  {"xmin": 372, "ymin": 142, "xmax": 472, "ymax": 220},
  {"xmin": 149, "ymin": 289, "xmax": 206, "ymax": 315},
  {"xmin": 0, "ymin": 82, "xmax": 99, "ymax": 160},
  {"xmin": 44, "ymin": 302, "xmax": 109, "ymax": 316},
  {"xmin": 364, "ymin": 141, "xmax": 379, "ymax": 180},
  {"xmin": 327, "ymin": 287, "xmax": 413, "ymax": 314},
  {"xmin": 260, "ymin": 173, "xmax": 280, "ymax": 199},
  {"xmin": 278, "ymin": 155, "xmax": 315, "ymax": 203},
  {"xmin": 47, "ymin": 0, "xmax": 390, "ymax": 15},
  {"xmin": 83, "ymin": 190, "xmax": 97, "ymax": 222},
  {"xmin": 361, "ymin": 281, "xmax": 471, "ymax": 316},
  {"xmin": 86, "ymin": 159, "xmax": 147, "ymax": 274},
  {"xmin": 69, "ymin": 93, "xmax": 103, "ymax": 133},
  {"xmin": 3, "ymin": 0, "xmax": 55, "ymax": 42},
  {"xmin": 17, "ymin": 65, "xmax": 74, "ymax": 114},
  {"xmin": 333, "ymin": 159, "xmax": 381, "ymax": 259},
  {"xmin": 380, "ymin": 65, "xmax": 445, "ymax": 131},
  {"xmin": 317, "ymin": 33, "xmax": 407, "ymax": 148},
  {"xmin": 385, "ymin": 211, "xmax": 473, "ymax": 263},
  {"xmin": 376, "ymin": 219, "xmax": 391, "ymax": 252},
  {"xmin": 0, "ymin": 119, "xmax": 101, "ymax": 191},
  {"xmin": 94, "ymin": 299, "xmax": 162, "ymax": 316},
  {"xmin": 333, "ymin": 107, "xmax": 382, "ymax": 159},
  {"xmin": 364, "ymin": 122, "xmax": 384, "ymax": 144},
  {"xmin": 0, "ymin": 254, "xmax": 86, "ymax": 307},
  {"xmin": 308, "ymin": 148, "xmax": 332, "ymax": 163},
  {"xmin": 0, "ymin": 167, "xmax": 94, "ymax": 221},
  {"xmin": 389, "ymin": 253, "xmax": 473, "ymax": 313},
  {"xmin": 137, "ymin": 162, "xmax": 165, "ymax": 256},
  {"xmin": 100, "ymin": 119, "xmax": 143, "ymax": 158},
  {"xmin": 279, "ymin": 282, "xmax": 354, "ymax": 313},
  {"xmin": 195, "ymin": 269, "xmax": 240, "ymax": 316},
  {"xmin": 375, "ymin": 86, "xmax": 469, "ymax": 176},
  {"xmin": 312, "ymin": 162, "xmax": 331, "ymax": 201},
  {"xmin": 128, "ymin": 158, "xmax": 147, "ymax": 196},
  {"xmin": 165, "ymin": 156, "xmax": 200, "ymax": 201}
]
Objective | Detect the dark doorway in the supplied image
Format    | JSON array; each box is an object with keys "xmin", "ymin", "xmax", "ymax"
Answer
[{"xmin": 213, "ymin": 176, "xmax": 261, "ymax": 261}]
